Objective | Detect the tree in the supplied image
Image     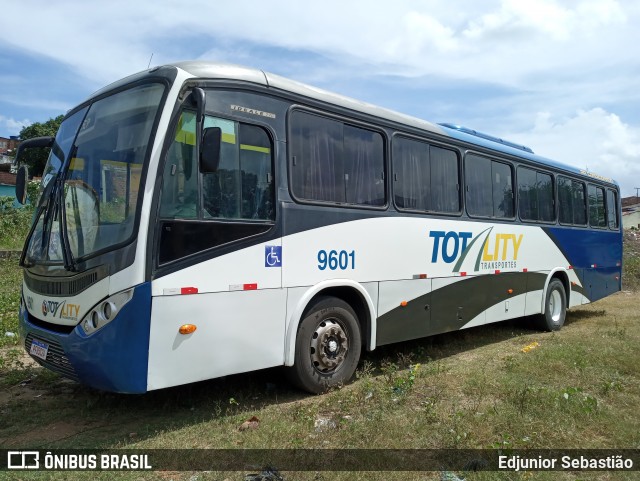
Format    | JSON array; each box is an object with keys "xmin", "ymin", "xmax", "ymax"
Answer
[{"xmin": 18, "ymin": 115, "xmax": 64, "ymax": 177}]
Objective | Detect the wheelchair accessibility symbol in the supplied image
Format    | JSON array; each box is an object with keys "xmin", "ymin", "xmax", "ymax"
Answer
[{"xmin": 265, "ymin": 246, "xmax": 282, "ymax": 267}]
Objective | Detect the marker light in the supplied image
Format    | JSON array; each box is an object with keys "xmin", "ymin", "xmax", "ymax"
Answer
[
  {"xmin": 507, "ymin": 289, "xmax": 514, "ymax": 295},
  {"xmin": 179, "ymin": 324, "xmax": 197, "ymax": 335}
]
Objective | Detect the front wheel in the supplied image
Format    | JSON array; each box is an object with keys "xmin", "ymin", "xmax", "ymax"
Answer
[
  {"xmin": 536, "ymin": 279, "xmax": 567, "ymax": 331},
  {"xmin": 287, "ymin": 296, "xmax": 361, "ymax": 394}
]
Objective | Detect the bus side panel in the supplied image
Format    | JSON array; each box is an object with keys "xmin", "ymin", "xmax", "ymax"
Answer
[
  {"xmin": 431, "ymin": 276, "xmax": 486, "ymax": 334},
  {"xmin": 151, "ymin": 240, "xmax": 282, "ymax": 295},
  {"xmin": 544, "ymin": 227, "xmax": 622, "ymax": 303},
  {"xmin": 482, "ymin": 272, "xmax": 528, "ymax": 323},
  {"xmin": 147, "ymin": 289, "xmax": 286, "ymax": 390},
  {"xmin": 583, "ymin": 266, "xmax": 622, "ymax": 302},
  {"xmin": 377, "ymin": 279, "xmax": 431, "ymax": 345},
  {"xmin": 524, "ymin": 271, "xmax": 547, "ymax": 316}
]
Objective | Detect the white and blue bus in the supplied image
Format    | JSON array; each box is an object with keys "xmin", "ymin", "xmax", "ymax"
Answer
[{"xmin": 15, "ymin": 62, "xmax": 622, "ymax": 394}]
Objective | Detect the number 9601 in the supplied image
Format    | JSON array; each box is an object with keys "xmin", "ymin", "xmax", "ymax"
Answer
[{"xmin": 317, "ymin": 250, "xmax": 355, "ymax": 271}]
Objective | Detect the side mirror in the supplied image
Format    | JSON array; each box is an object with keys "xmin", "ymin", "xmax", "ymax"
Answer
[
  {"xmin": 15, "ymin": 166, "xmax": 28, "ymax": 205},
  {"xmin": 200, "ymin": 127, "xmax": 221, "ymax": 173},
  {"xmin": 13, "ymin": 136, "xmax": 54, "ymax": 166}
]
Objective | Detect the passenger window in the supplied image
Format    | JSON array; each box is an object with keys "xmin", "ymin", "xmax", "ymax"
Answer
[
  {"xmin": 394, "ymin": 137, "xmax": 460, "ymax": 213},
  {"xmin": 558, "ymin": 177, "xmax": 587, "ymax": 226},
  {"xmin": 606, "ymin": 189, "xmax": 619, "ymax": 230},
  {"xmin": 518, "ymin": 166, "xmax": 554, "ymax": 222},
  {"xmin": 588, "ymin": 185, "xmax": 607, "ymax": 228},
  {"xmin": 290, "ymin": 111, "xmax": 385, "ymax": 206},
  {"xmin": 465, "ymin": 154, "xmax": 513, "ymax": 218}
]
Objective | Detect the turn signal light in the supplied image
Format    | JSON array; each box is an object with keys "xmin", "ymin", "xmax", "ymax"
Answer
[{"xmin": 179, "ymin": 324, "xmax": 197, "ymax": 335}]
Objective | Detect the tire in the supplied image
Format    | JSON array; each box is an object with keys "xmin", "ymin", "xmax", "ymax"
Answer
[
  {"xmin": 286, "ymin": 296, "xmax": 362, "ymax": 394},
  {"xmin": 536, "ymin": 279, "xmax": 567, "ymax": 331}
]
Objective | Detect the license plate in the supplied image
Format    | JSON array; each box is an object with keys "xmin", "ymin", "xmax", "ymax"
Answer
[{"xmin": 30, "ymin": 339, "xmax": 49, "ymax": 361}]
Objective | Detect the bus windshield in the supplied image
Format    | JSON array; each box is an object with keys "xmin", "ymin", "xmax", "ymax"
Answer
[{"xmin": 25, "ymin": 82, "xmax": 165, "ymax": 265}]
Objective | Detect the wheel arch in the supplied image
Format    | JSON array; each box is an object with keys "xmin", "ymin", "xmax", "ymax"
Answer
[
  {"xmin": 541, "ymin": 268, "xmax": 570, "ymax": 313},
  {"xmin": 284, "ymin": 280, "xmax": 377, "ymax": 366}
]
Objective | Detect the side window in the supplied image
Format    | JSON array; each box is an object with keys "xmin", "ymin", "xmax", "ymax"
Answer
[
  {"xmin": 159, "ymin": 111, "xmax": 199, "ymax": 219},
  {"xmin": 394, "ymin": 137, "xmax": 460, "ymax": 213},
  {"xmin": 465, "ymin": 154, "xmax": 513, "ymax": 218},
  {"xmin": 518, "ymin": 167, "xmax": 554, "ymax": 222},
  {"xmin": 606, "ymin": 188, "xmax": 619, "ymax": 230},
  {"xmin": 537, "ymin": 172, "xmax": 554, "ymax": 221},
  {"xmin": 394, "ymin": 137, "xmax": 431, "ymax": 211},
  {"xmin": 343, "ymin": 125, "xmax": 385, "ymax": 206},
  {"xmin": 290, "ymin": 111, "xmax": 385, "ymax": 206},
  {"xmin": 430, "ymin": 145, "xmax": 460, "ymax": 213},
  {"xmin": 465, "ymin": 154, "xmax": 492, "ymax": 217},
  {"xmin": 588, "ymin": 184, "xmax": 607, "ymax": 228},
  {"xmin": 558, "ymin": 176, "xmax": 587, "ymax": 225},
  {"xmin": 573, "ymin": 181, "xmax": 587, "ymax": 225},
  {"xmin": 492, "ymin": 160, "xmax": 514, "ymax": 218},
  {"xmin": 203, "ymin": 121, "xmax": 274, "ymax": 221},
  {"xmin": 159, "ymin": 112, "xmax": 274, "ymax": 221},
  {"xmin": 157, "ymin": 111, "xmax": 275, "ymax": 265}
]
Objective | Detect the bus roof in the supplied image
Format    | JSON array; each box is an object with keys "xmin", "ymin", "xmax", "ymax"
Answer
[{"xmin": 94, "ymin": 61, "xmax": 619, "ymax": 188}]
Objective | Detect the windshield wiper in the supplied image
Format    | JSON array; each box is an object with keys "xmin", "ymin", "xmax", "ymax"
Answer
[
  {"xmin": 56, "ymin": 176, "xmax": 77, "ymax": 272},
  {"xmin": 19, "ymin": 177, "xmax": 57, "ymax": 269}
]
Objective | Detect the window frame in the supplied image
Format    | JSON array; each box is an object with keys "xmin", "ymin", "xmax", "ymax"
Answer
[
  {"xmin": 464, "ymin": 151, "xmax": 515, "ymax": 221},
  {"xmin": 391, "ymin": 132, "xmax": 463, "ymax": 216},
  {"xmin": 154, "ymin": 108, "xmax": 278, "ymax": 267},
  {"xmin": 287, "ymin": 106, "xmax": 388, "ymax": 210},
  {"xmin": 158, "ymin": 109, "xmax": 277, "ymax": 224},
  {"xmin": 516, "ymin": 165, "xmax": 556, "ymax": 224},
  {"xmin": 557, "ymin": 175, "xmax": 588, "ymax": 228},
  {"xmin": 606, "ymin": 188, "xmax": 620, "ymax": 231},
  {"xmin": 587, "ymin": 183, "xmax": 608, "ymax": 230}
]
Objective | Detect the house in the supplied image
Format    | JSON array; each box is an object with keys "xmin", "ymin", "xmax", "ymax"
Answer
[
  {"xmin": 0, "ymin": 135, "xmax": 20, "ymax": 153},
  {"xmin": 622, "ymin": 196, "xmax": 640, "ymax": 229}
]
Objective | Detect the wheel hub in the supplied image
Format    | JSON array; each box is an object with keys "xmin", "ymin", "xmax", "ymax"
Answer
[
  {"xmin": 310, "ymin": 319, "xmax": 349, "ymax": 373},
  {"xmin": 550, "ymin": 289, "xmax": 562, "ymax": 323}
]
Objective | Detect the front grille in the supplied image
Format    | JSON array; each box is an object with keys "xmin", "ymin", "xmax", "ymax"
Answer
[
  {"xmin": 24, "ymin": 266, "xmax": 107, "ymax": 297},
  {"xmin": 25, "ymin": 334, "xmax": 78, "ymax": 381}
]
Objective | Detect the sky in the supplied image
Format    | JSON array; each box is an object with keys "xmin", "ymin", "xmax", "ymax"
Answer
[{"xmin": 1, "ymin": 0, "xmax": 639, "ymax": 196}]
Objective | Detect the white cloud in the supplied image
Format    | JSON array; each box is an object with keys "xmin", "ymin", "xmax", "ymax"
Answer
[
  {"xmin": 0, "ymin": 116, "xmax": 31, "ymax": 136},
  {"xmin": 0, "ymin": 1, "xmax": 638, "ymax": 194},
  {"xmin": 464, "ymin": 0, "xmax": 625, "ymax": 42},
  {"xmin": 508, "ymin": 108, "xmax": 640, "ymax": 197},
  {"xmin": 0, "ymin": 1, "xmax": 633, "ymax": 87}
]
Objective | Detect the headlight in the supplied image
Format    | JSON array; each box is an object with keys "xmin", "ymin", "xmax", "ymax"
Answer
[{"xmin": 82, "ymin": 289, "xmax": 133, "ymax": 335}]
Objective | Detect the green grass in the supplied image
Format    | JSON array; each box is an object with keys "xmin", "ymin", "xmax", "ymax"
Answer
[
  {"xmin": 0, "ymin": 199, "xmax": 32, "ymax": 251},
  {"xmin": 0, "ymin": 256, "xmax": 22, "ymax": 350},
  {"xmin": 623, "ymin": 231, "xmax": 640, "ymax": 291}
]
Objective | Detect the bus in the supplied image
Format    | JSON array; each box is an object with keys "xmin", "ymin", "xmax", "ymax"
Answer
[{"xmin": 14, "ymin": 62, "xmax": 622, "ymax": 394}]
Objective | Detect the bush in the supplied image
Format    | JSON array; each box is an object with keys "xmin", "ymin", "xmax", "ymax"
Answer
[{"xmin": 0, "ymin": 198, "xmax": 33, "ymax": 251}]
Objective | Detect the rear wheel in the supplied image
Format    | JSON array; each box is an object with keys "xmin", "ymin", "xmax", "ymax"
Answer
[
  {"xmin": 536, "ymin": 279, "xmax": 567, "ymax": 331},
  {"xmin": 287, "ymin": 296, "xmax": 361, "ymax": 394}
]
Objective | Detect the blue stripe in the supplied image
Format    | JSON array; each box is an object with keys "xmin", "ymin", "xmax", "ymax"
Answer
[
  {"xmin": 20, "ymin": 282, "xmax": 152, "ymax": 393},
  {"xmin": 545, "ymin": 226, "xmax": 622, "ymax": 268}
]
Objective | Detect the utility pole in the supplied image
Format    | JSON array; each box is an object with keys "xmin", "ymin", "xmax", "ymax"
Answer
[{"xmin": 635, "ymin": 187, "xmax": 640, "ymax": 198}]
